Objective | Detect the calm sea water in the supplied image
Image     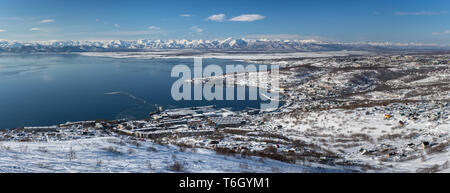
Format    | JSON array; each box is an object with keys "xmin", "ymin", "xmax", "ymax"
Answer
[{"xmin": 0, "ymin": 53, "xmax": 268, "ymax": 129}]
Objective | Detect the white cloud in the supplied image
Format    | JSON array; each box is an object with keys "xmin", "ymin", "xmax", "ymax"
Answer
[
  {"xmin": 206, "ymin": 13, "xmax": 265, "ymax": 22},
  {"xmin": 395, "ymin": 11, "xmax": 447, "ymax": 16},
  {"xmin": 114, "ymin": 24, "xmax": 120, "ymax": 28},
  {"xmin": 148, "ymin": 26, "xmax": 161, "ymax": 30},
  {"xmin": 38, "ymin": 19, "xmax": 55, "ymax": 24},
  {"xmin": 30, "ymin": 28, "xmax": 41, "ymax": 31},
  {"xmin": 432, "ymin": 30, "xmax": 450, "ymax": 35},
  {"xmin": 180, "ymin": 14, "xmax": 191, "ymax": 17},
  {"xmin": 207, "ymin": 14, "xmax": 226, "ymax": 22},
  {"xmin": 0, "ymin": 29, "xmax": 6, "ymax": 33},
  {"xmin": 190, "ymin": 26, "xmax": 203, "ymax": 33},
  {"xmin": 229, "ymin": 14, "xmax": 265, "ymax": 22}
]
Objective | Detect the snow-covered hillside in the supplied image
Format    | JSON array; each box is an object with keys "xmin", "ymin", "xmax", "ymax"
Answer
[{"xmin": 0, "ymin": 137, "xmax": 341, "ymax": 173}]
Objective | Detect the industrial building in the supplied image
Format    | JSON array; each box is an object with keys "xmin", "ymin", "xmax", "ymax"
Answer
[{"xmin": 208, "ymin": 117, "xmax": 246, "ymax": 128}]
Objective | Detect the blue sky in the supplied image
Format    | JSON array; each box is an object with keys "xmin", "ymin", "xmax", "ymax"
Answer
[{"xmin": 0, "ymin": 0, "xmax": 449, "ymax": 43}]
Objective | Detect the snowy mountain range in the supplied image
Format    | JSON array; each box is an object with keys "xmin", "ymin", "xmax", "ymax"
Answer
[{"xmin": 0, "ymin": 38, "xmax": 449, "ymax": 52}]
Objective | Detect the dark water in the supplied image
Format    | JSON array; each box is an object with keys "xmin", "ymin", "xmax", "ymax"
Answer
[{"xmin": 0, "ymin": 53, "xmax": 268, "ymax": 129}]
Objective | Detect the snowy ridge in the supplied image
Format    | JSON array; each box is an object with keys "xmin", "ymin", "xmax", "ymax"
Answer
[{"xmin": 1, "ymin": 38, "xmax": 449, "ymax": 52}]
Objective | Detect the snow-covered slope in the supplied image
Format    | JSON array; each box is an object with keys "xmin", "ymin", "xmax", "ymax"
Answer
[{"xmin": 0, "ymin": 137, "xmax": 340, "ymax": 173}]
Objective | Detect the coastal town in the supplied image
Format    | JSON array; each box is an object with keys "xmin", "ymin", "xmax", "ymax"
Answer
[{"xmin": 1, "ymin": 53, "xmax": 449, "ymax": 173}]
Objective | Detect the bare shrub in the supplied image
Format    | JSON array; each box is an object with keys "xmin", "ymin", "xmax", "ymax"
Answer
[
  {"xmin": 377, "ymin": 134, "xmax": 403, "ymax": 141},
  {"xmin": 264, "ymin": 146, "xmax": 278, "ymax": 154},
  {"xmin": 350, "ymin": 133, "xmax": 373, "ymax": 143},
  {"xmin": 427, "ymin": 141, "xmax": 449, "ymax": 154},
  {"xmin": 37, "ymin": 146, "xmax": 48, "ymax": 153},
  {"xmin": 416, "ymin": 161, "xmax": 449, "ymax": 173},
  {"xmin": 403, "ymin": 132, "xmax": 419, "ymax": 139},
  {"xmin": 129, "ymin": 140, "xmax": 141, "ymax": 147},
  {"xmin": 96, "ymin": 160, "xmax": 103, "ymax": 167},
  {"xmin": 168, "ymin": 161, "xmax": 185, "ymax": 172},
  {"xmin": 1, "ymin": 145, "xmax": 10, "ymax": 151},
  {"xmin": 103, "ymin": 146, "xmax": 123, "ymax": 155},
  {"xmin": 258, "ymin": 157, "xmax": 265, "ymax": 163},
  {"xmin": 147, "ymin": 146, "xmax": 158, "ymax": 152},
  {"xmin": 378, "ymin": 156, "xmax": 389, "ymax": 162},
  {"xmin": 271, "ymin": 167, "xmax": 281, "ymax": 173},
  {"xmin": 398, "ymin": 154, "xmax": 421, "ymax": 162},
  {"xmin": 215, "ymin": 147, "xmax": 238, "ymax": 156},
  {"xmin": 67, "ymin": 147, "xmax": 76, "ymax": 161},
  {"xmin": 359, "ymin": 163, "xmax": 380, "ymax": 172},
  {"xmin": 127, "ymin": 148, "xmax": 135, "ymax": 155},
  {"xmin": 333, "ymin": 142, "xmax": 361, "ymax": 148},
  {"xmin": 239, "ymin": 163, "xmax": 249, "ymax": 170},
  {"xmin": 107, "ymin": 139, "xmax": 126, "ymax": 146},
  {"xmin": 35, "ymin": 162, "xmax": 52, "ymax": 170},
  {"xmin": 178, "ymin": 146, "xmax": 187, "ymax": 152}
]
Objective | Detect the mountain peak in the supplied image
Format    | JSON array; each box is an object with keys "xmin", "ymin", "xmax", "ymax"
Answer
[{"xmin": 0, "ymin": 38, "xmax": 448, "ymax": 52}]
